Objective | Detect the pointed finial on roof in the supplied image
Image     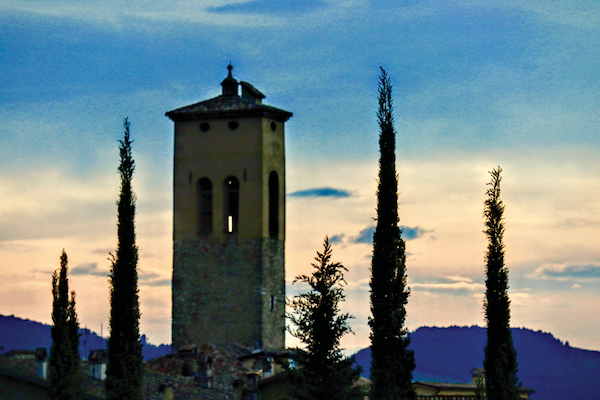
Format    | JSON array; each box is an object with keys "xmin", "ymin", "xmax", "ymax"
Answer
[{"xmin": 221, "ymin": 63, "xmax": 238, "ymax": 96}]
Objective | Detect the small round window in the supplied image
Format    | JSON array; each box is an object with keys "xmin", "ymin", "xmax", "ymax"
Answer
[
  {"xmin": 228, "ymin": 120, "xmax": 239, "ymax": 130},
  {"xmin": 200, "ymin": 122, "xmax": 210, "ymax": 132},
  {"xmin": 270, "ymin": 122, "xmax": 277, "ymax": 132}
]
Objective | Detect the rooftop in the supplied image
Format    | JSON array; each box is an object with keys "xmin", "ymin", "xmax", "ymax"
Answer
[{"xmin": 166, "ymin": 64, "xmax": 292, "ymax": 122}]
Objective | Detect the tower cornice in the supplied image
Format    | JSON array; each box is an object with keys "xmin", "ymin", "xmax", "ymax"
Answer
[{"xmin": 166, "ymin": 95, "xmax": 292, "ymax": 122}]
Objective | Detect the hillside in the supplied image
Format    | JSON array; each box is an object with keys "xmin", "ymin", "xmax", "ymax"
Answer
[
  {"xmin": 0, "ymin": 314, "xmax": 171, "ymax": 361},
  {"xmin": 353, "ymin": 325, "xmax": 600, "ymax": 400},
  {"xmin": 4, "ymin": 315, "xmax": 600, "ymax": 400}
]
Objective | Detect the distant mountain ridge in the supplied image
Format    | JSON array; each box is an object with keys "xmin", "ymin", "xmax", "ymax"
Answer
[
  {"xmin": 353, "ymin": 325, "xmax": 600, "ymax": 400},
  {"xmin": 0, "ymin": 314, "xmax": 171, "ymax": 361},
  {"xmin": 3, "ymin": 315, "xmax": 600, "ymax": 400}
]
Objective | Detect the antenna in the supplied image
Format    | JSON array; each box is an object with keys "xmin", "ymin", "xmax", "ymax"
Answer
[{"xmin": 84, "ymin": 325, "xmax": 87, "ymax": 360}]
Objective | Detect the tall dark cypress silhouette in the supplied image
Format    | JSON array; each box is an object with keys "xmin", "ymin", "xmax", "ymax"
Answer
[
  {"xmin": 105, "ymin": 118, "xmax": 143, "ymax": 400},
  {"xmin": 369, "ymin": 68, "xmax": 416, "ymax": 400},
  {"xmin": 48, "ymin": 250, "xmax": 83, "ymax": 400},
  {"xmin": 483, "ymin": 167, "xmax": 519, "ymax": 400}
]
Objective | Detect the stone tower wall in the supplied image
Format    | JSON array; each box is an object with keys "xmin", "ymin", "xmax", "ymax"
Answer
[{"xmin": 172, "ymin": 238, "xmax": 285, "ymax": 351}]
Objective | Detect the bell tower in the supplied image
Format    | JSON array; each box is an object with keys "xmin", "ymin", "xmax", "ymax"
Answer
[{"xmin": 166, "ymin": 65, "xmax": 292, "ymax": 351}]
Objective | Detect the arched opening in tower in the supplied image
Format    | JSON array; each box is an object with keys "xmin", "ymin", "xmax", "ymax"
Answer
[
  {"xmin": 269, "ymin": 171, "xmax": 279, "ymax": 238},
  {"xmin": 224, "ymin": 176, "xmax": 239, "ymax": 233},
  {"xmin": 197, "ymin": 177, "xmax": 213, "ymax": 234}
]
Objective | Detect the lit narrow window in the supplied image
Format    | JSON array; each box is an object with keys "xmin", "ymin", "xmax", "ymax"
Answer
[
  {"xmin": 269, "ymin": 171, "xmax": 279, "ymax": 238},
  {"xmin": 224, "ymin": 176, "xmax": 239, "ymax": 233},
  {"xmin": 197, "ymin": 178, "xmax": 213, "ymax": 235}
]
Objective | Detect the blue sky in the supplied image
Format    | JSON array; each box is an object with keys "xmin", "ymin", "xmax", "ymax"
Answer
[{"xmin": 1, "ymin": 0, "xmax": 600, "ymax": 355}]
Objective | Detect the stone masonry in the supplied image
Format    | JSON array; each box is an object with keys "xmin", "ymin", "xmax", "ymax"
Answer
[{"xmin": 172, "ymin": 238, "xmax": 285, "ymax": 351}]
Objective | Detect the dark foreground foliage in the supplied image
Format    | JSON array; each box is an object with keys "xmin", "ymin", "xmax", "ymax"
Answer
[
  {"xmin": 368, "ymin": 68, "xmax": 415, "ymax": 400},
  {"xmin": 287, "ymin": 237, "xmax": 363, "ymax": 400},
  {"xmin": 48, "ymin": 250, "xmax": 83, "ymax": 400},
  {"xmin": 105, "ymin": 118, "xmax": 144, "ymax": 400},
  {"xmin": 483, "ymin": 167, "xmax": 519, "ymax": 400}
]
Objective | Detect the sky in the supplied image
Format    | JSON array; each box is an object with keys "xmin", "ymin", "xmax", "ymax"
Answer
[{"xmin": 1, "ymin": 0, "xmax": 600, "ymax": 356}]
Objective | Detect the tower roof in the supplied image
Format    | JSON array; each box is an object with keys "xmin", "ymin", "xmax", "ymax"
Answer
[{"xmin": 166, "ymin": 65, "xmax": 292, "ymax": 122}]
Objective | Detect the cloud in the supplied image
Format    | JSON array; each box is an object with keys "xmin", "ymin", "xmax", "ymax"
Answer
[
  {"xmin": 508, "ymin": 291, "xmax": 534, "ymax": 306},
  {"xmin": 349, "ymin": 224, "xmax": 432, "ymax": 244},
  {"xmin": 91, "ymin": 248, "xmax": 113, "ymax": 255},
  {"xmin": 140, "ymin": 279, "xmax": 171, "ymax": 287},
  {"xmin": 345, "ymin": 278, "xmax": 370, "ymax": 291},
  {"xmin": 209, "ymin": 0, "xmax": 326, "ymax": 15},
  {"xmin": 329, "ymin": 234, "xmax": 346, "ymax": 245},
  {"xmin": 70, "ymin": 263, "xmax": 108, "ymax": 277},
  {"xmin": 287, "ymin": 187, "xmax": 352, "ymax": 198},
  {"xmin": 403, "ymin": 226, "xmax": 434, "ymax": 240},
  {"xmin": 139, "ymin": 270, "xmax": 160, "ymax": 281},
  {"xmin": 0, "ymin": 242, "xmax": 35, "ymax": 253},
  {"xmin": 529, "ymin": 262, "xmax": 600, "ymax": 281},
  {"xmin": 351, "ymin": 226, "xmax": 374, "ymax": 244},
  {"xmin": 411, "ymin": 275, "xmax": 485, "ymax": 297},
  {"xmin": 138, "ymin": 269, "xmax": 170, "ymax": 287},
  {"xmin": 0, "ymin": 0, "xmax": 299, "ymax": 28},
  {"xmin": 69, "ymin": 263, "xmax": 169, "ymax": 287}
]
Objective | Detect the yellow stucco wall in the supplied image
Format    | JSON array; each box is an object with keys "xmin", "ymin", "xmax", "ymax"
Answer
[{"xmin": 173, "ymin": 116, "xmax": 285, "ymax": 242}]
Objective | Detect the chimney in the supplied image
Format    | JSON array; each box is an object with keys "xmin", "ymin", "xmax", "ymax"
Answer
[
  {"xmin": 241, "ymin": 81, "xmax": 265, "ymax": 104},
  {"xmin": 35, "ymin": 348, "xmax": 48, "ymax": 379}
]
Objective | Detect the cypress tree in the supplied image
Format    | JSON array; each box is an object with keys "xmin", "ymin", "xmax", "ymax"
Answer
[
  {"xmin": 483, "ymin": 167, "xmax": 519, "ymax": 400},
  {"xmin": 368, "ymin": 68, "xmax": 416, "ymax": 400},
  {"xmin": 48, "ymin": 250, "xmax": 83, "ymax": 400},
  {"xmin": 287, "ymin": 237, "xmax": 362, "ymax": 400},
  {"xmin": 105, "ymin": 118, "xmax": 143, "ymax": 400}
]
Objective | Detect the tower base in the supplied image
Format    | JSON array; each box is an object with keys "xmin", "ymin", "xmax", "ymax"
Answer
[{"xmin": 172, "ymin": 237, "xmax": 285, "ymax": 351}]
